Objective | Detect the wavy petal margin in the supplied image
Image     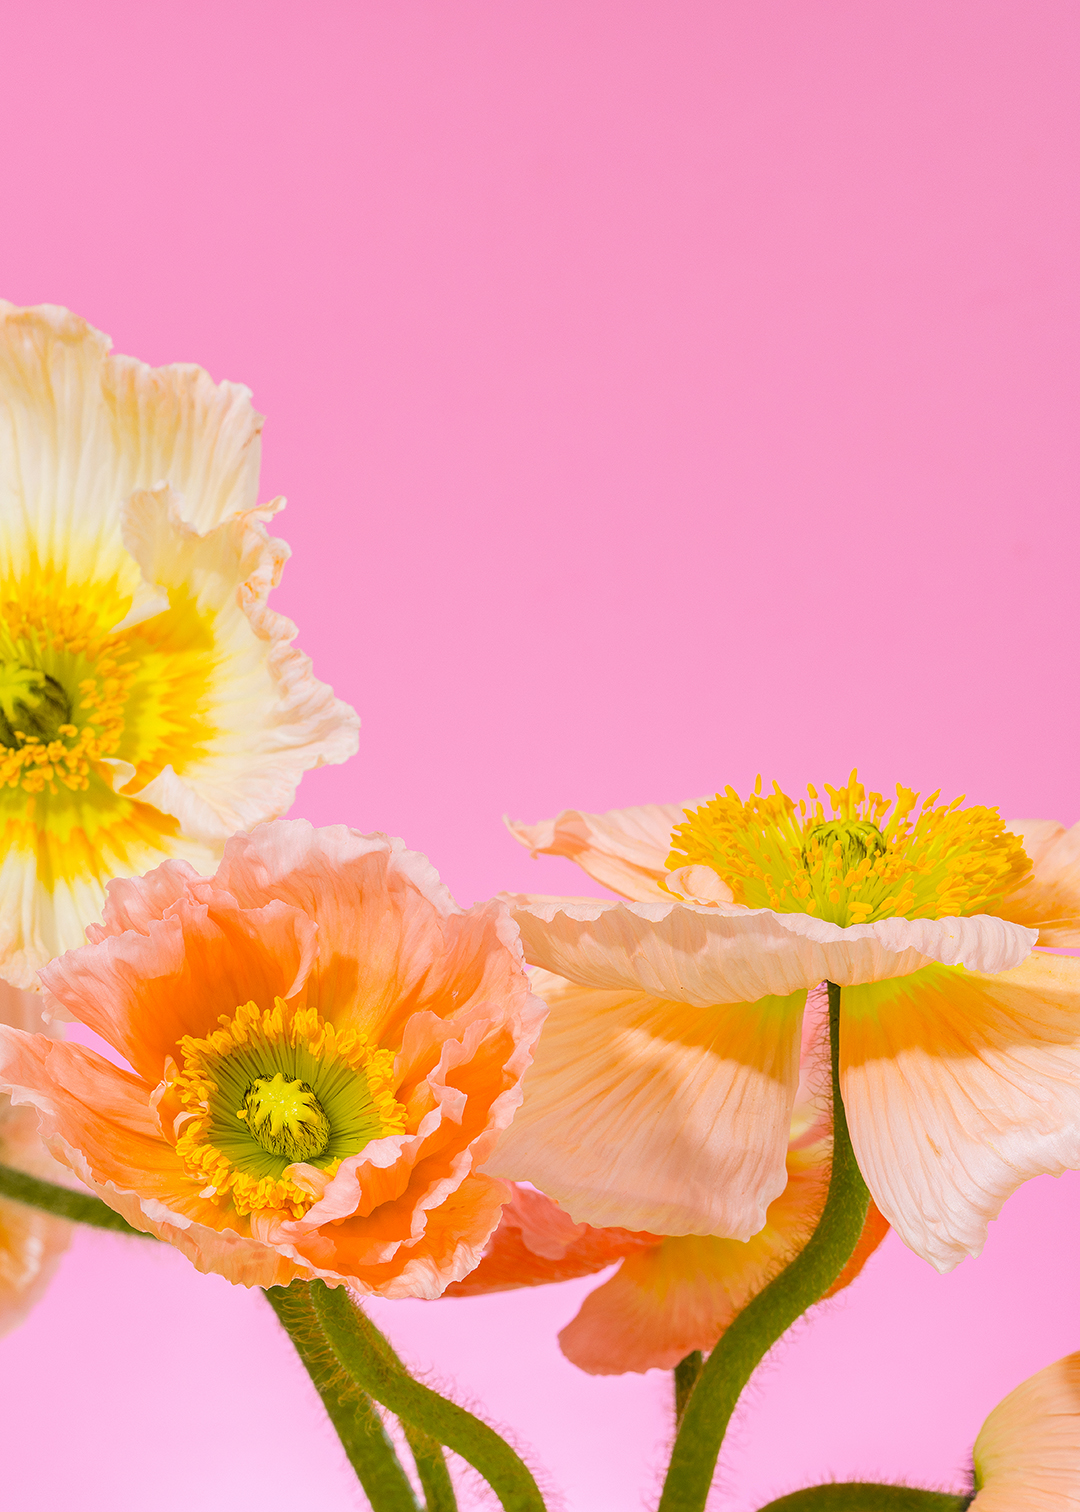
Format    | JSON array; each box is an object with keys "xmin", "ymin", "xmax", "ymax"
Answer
[
  {"xmin": 1001, "ymin": 819, "xmax": 1080, "ymax": 947},
  {"xmin": 506, "ymin": 802, "xmax": 696, "ymax": 900},
  {"xmin": 842, "ymin": 954, "xmax": 1080, "ymax": 1271}
]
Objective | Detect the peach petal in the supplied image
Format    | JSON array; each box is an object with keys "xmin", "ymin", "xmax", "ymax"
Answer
[
  {"xmin": 842, "ymin": 954, "xmax": 1080, "ymax": 1272},
  {"xmin": 1001, "ymin": 819, "xmax": 1080, "ymax": 946},
  {"xmin": 509, "ymin": 899, "xmax": 1035, "ymax": 1005},
  {"xmin": 40, "ymin": 892, "xmax": 317, "ymax": 1082},
  {"xmin": 506, "ymin": 801, "xmax": 697, "ymax": 900},
  {"xmin": 485, "ymin": 968, "xmax": 804, "ymax": 1238},
  {"xmin": 972, "ymin": 1352, "xmax": 1080, "ymax": 1509},
  {"xmin": 446, "ymin": 1183, "xmax": 662, "ymax": 1296}
]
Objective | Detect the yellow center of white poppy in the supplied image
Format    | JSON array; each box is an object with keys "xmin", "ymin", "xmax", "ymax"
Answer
[
  {"xmin": 667, "ymin": 769, "xmax": 1031, "ymax": 926},
  {"xmin": 0, "ymin": 562, "xmax": 221, "ymax": 888}
]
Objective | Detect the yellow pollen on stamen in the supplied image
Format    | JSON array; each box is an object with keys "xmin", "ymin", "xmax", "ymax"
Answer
[
  {"xmin": 666, "ymin": 768, "xmax": 1032, "ymax": 926},
  {"xmin": 171, "ymin": 998, "xmax": 407, "ymax": 1220}
]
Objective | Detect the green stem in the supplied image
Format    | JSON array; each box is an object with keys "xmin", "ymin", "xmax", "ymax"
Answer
[
  {"xmin": 658, "ymin": 982, "xmax": 870, "ymax": 1512},
  {"xmin": 265, "ymin": 1281, "xmax": 421, "ymax": 1512},
  {"xmin": 674, "ymin": 1351, "xmax": 704, "ymax": 1425},
  {"xmin": 402, "ymin": 1421, "xmax": 459, "ymax": 1512},
  {"xmin": 311, "ymin": 1279, "xmax": 547, "ymax": 1512},
  {"xmin": 756, "ymin": 1486, "xmax": 971, "ymax": 1512},
  {"xmin": 0, "ymin": 1162, "xmax": 155, "ymax": 1238}
]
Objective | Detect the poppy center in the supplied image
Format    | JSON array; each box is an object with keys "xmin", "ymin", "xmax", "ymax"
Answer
[{"xmin": 239, "ymin": 1073, "xmax": 332, "ymax": 1162}]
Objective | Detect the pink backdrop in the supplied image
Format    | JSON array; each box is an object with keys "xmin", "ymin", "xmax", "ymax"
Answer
[{"xmin": 3, "ymin": 3, "xmax": 1080, "ymax": 1507}]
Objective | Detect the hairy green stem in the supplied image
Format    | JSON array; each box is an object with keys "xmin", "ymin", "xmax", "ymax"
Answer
[
  {"xmin": 658, "ymin": 982, "xmax": 870, "ymax": 1512},
  {"xmin": 402, "ymin": 1421, "xmax": 459, "ymax": 1512},
  {"xmin": 266, "ymin": 1281, "xmax": 421, "ymax": 1512},
  {"xmin": 311, "ymin": 1279, "xmax": 547, "ymax": 1512},
  {"xmin": 674, "ymin": 1351, "xmax": 704, "ymax": 1425},
  {"xmin": 0, "ymin": 1162, "xmax": 155, "ymax": 1237},
  {"xmin": 756, "ymin": 1486, "xmax": 971, "ymax": 1512}
]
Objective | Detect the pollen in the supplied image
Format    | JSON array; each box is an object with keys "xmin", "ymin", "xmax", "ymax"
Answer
[
  {"xmin": 666, "ymin": 768, "xmax": 1032, "ymax": 927},
  {"xmin": 171, "ymin": 997, "xmax": 407, "ymax": 1219}
]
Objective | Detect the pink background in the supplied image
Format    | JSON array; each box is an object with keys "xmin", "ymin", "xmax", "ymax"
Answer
[{"xmin": 2, "ymin": 3, "xmax": 1080, "ymax": 1507}]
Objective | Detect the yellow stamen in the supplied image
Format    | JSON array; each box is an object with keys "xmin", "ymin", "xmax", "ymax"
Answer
[{"xmin": 667, "ymin": 768, "xmax": 1032, "ymax": 926}]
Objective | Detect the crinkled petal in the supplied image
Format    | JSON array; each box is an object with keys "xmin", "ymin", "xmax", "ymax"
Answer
[
  {"xmin": 0, "ymin": 811, "xmax": 220, "ymax": 993},
  {"xmin": 559, "ymin": 1190, "xmax": 888, "ymax": 1375},
  {"xmin": 114, "ymin": 487, "xmax": 358, "ymax": 842},
  {"xmin": 485, "ymin": 968, "xmax": 805, "ymax": 1238},
  {"xmin": 508, "ymin": 897, "xmax": 1034, "ymax": 1004},
  {"xmin": 0, "ymin": 302, "xmax": 264, "ymax": 587},
  {"xmin": 40, "ymin": 888, "xmax": 318, "ymax": 1082},
  {"xmin": 842, "ymin": 954, "xmax": 1080, "ymax": 1271},
  {"xmin": 506, "ymin": 802, "xmax": 699, "ymax": 900},
  {"xmin": 445, "ymin": 1183, "xmax": 659, "ymax": 1295},
  {"xmin": 1001, "ymin": 819, "xmax": 1080, "ymax": 946},
  {"xmin": 972, "ymin": 1352, "xmax": 1080, "ymax": 1509}
]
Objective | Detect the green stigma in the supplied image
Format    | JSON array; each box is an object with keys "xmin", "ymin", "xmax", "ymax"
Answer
[
  {"xmin": 0, "ymin": 664, "xmax": 72, "ymax": 749},
  {"xmin": 239, "ymin": 1074, "xmax": 332, "ymax": 1163}
]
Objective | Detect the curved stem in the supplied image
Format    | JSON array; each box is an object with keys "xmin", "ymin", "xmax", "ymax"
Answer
[
  {"xmin": 312, "ymin": 1279, "xmax": 547, "ymax": 1512},
  {"xmin": 402, "ymin": 1422, "xmax": 459, "ymax": 1512},
  {"xmin": 756, "ymin": 1486, "xmax": 971, "ymax": 1512},
  {"xmin": 0, "ymin": 1162, "xmax": 155, "ymax": 1238},
  {"xmin": 266, "ymin": 1281, "xmax": 421, "ymax": 1512},
  {"xmin": 658, "ymin": 982, "xmax": 870, "ymax": 1512}
]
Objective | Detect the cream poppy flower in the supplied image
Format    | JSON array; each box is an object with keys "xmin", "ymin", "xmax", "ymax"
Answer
[
  {"xmin": 970, "ymin": 1351, "xmax": 1080, "ymax": 1508},
  {"xmin": 493, "ymin": 774, "xmax": 1080, "ymax": 1272},
  {"xmin": 0, "ymin": 302, "xmax": 359, "ymax": 989}
]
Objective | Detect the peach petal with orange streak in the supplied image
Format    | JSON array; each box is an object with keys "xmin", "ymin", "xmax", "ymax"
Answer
[
  {"xmin": 506, "ymin": 802, "xmax": 698, "ymax": 900},
  {"xmin": 485, "ymin": 967, "xmax": 806, "ymax": 1239},
  {"xmin": 842, "ymin": 953, "xmax": 1080, "ymax": 1273},
  {"xmin": 41, "ymin": 889, "xmax": 318, "ymax": 1084},
  {"xmin": 445, "ymin": 1184, "xmax": 659, "ymax": 1295},
  {"xmin": 972, "ymin": 1351, "xmax": 1080, "ymax": 1509},
  {"xmin": 1000, "ymin": 819, "xmax": 1080, "ymax": 946}
]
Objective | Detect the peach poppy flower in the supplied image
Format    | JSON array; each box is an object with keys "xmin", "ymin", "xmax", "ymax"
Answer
[
  {"xmin": 0, "ymin": 981, "xmax": 72, "ymax": 1334},
  {"xmin": 451, "ymin": 1027, "xmax": 889, "ymax": 1374},
  {"xmin": 970, "ymin": 1351, "xmax": 1080, "ymax": 1508},
  {"xmin": 494, "ymin": 775, "xmax": 1080, "ymax": 1272},
  {"xmin": 0, "ymin": 302, "xmax": 359, "ymax": 990},
  {"xmin": 0, "ymin": 821, "xmax": 545, "ymax": 1296}
]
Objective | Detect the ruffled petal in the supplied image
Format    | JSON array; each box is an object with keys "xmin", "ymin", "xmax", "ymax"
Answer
[
  {"xmin": 506, "ymin": 802, "xmax": 698, "ymax": 900},
  {"xmin": 0, "ymin": 302, "xmax": 264, "ymax": 586},
  {"xmin": 485, "ymin": 968, "xmax": 805, "ymax": 1238},
  {"xmin": 114, "ymin": 487, "xmax": 358, "ymax": 841},
  {"xmin": 40, "ymin": 887, "xmax": 318, "ymax": 1082},
  {"xmin": 509, "ymin": 897, "xmax": 1034, "ymax": 1004},
  {"xmin": 559, "ymin": 1137, "xmax": 886, "ymax": 1374},
  {"xmin": 842, "ymin": 954, "xmax": 1080, "ymax": 1271},
  {"xmin": 1000, "ymin": 819, "xmax": 1080, "ymax": 946},
  {"xmin": 0, "ymin": 810, "xmax": 221, "ymax": 992},
  {"xmin": 972, "ymin": 1352, "xmax": 1080, "ymax": 1509},
  {"xmin": 445, "ymin": 1183, "xmax": 659, "ymax": 1295}
]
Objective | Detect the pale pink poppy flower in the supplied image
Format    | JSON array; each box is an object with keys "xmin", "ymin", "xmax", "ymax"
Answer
[
  {"xmin": 970, "ymin": 1351, "xmax": 1080, "ymax": 1508},
  {"xmin": 493, "ymin": 776, "xmax": 1080, "ymax": 1272},
  {"xmin": 0, "ymin": 303, "xmax": 359, "ymax": 990},
  {"xmin": 0, "ymin": 822, "xmax": 545, "ymax": 1297}
]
